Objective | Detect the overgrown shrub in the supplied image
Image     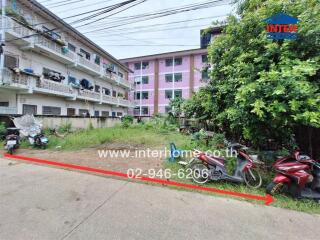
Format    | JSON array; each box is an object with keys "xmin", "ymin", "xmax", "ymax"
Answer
[
  {"xmin": 0, "ymin": 122, "xmax": 6, "ymax": 140},
  {"xmin": 59, "ymin": 122, "xmax": 72, "ymax": 133},
  {"xmin": 121, "ymin": 116, "xmax": 134, "ymax": 128},
  {"xmin": 211, "ymin": 133, "xmax": 226, "ymax": 149}
]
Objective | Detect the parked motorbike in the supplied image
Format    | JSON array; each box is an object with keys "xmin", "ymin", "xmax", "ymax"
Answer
[
  {"xmin": 187, "ymin": 143, "xmax": 263, "ymax": 188},
  {"xmin": 4, "ymin": 128, "xmax": 20, "ymax": 154},
  {"xmin": 266, "ymin": 150, "xmax": 320, "ymax": 201},
  {"xmin": 28, "ymin": 133, "xmax": 49, "ymax": 149}
]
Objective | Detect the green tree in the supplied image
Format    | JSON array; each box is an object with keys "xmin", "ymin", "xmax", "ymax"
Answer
[{"xmin": 204, "ymin": 0, "xmax": 320, "ymax": 146}]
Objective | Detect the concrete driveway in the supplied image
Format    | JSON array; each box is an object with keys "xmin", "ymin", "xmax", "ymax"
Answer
[{"xmin": 1, "ymin": 158, "xmax": 320, "ymax": 240}]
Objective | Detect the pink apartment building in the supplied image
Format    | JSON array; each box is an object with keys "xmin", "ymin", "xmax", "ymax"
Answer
[{"xmin": 121, "ymin": 48, "xmax": 210, "ymax": 116}]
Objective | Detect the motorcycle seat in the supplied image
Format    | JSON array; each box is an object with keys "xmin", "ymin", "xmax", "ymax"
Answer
[{"xmin": 205, "ymin": 155, "xmax": 225, "ymax": 166}]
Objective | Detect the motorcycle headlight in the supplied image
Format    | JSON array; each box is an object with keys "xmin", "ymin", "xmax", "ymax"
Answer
[{"xmin": 307, "ymin": 175, "xmax": 314, "ymax": 183}]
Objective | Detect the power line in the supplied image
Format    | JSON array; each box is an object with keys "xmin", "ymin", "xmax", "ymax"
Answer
[
  {"xmin": 84, "ymin": 14, "xmax": 227, "ymax": 35},
  {"xmin": 79, "ymin": 0, "xmax": 229, "ymax": 32},
  {"xmin": 73, "ymin": 0, "xmax": 147, "ymax": 28},
  {"xmin": 5, "ymin": 0, "xmax": 138, "ymax": 42}
]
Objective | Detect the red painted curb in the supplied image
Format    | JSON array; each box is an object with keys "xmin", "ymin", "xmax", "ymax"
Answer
[{"xmin": 3, "ymin": 153, "xmax": 274, "ymax": 205}]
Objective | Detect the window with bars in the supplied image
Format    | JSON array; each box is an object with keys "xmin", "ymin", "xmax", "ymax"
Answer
[
  {"xmin": 4, "ymin": 54, "xmax": 19, "ymax": 68},
  {"xmin": 67, "ymin": 108, "xmax": 76, "ymax": 116},
  {"xmin": 165, "ymin": 90, "xmax": 173, "ymax": 99},
  {"xmin": 101, "ymin": 111, "xmax": 109, "ymax": 117},
  {"xmin": 42, "ymin": 106, "xmax": 61, "ymax": 115}
]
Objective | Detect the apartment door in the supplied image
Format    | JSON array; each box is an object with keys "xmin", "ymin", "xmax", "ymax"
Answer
[{"xmin": 22, "ymin": 104, "xmax": 37, "ymax": 115}]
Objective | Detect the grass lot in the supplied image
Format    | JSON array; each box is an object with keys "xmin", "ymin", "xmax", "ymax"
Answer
[{"xmin": 13, "ymin": 123, "xmax": 320, "ymax": 214}]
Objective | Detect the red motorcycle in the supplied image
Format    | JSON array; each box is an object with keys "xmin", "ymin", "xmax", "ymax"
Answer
[
  {"xmin": 266, "ymin": 150, "xmax": 320, "ymax": 201},
  {"xmin": 188, "ymin": 143, "xmax": 262, "ymax": 188}
]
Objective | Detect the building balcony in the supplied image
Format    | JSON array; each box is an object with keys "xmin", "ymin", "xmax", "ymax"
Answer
[
  {"xmin": 77, "ymin": 89, "xmax": 101, "ymax": 102},
  {"xmin": 0, "ymin": 106, "xmax": 17, "ymax": 115},
  {"xmin": 76, "ymin": 55, "xmax": 101, "ymax": 77},
  {"xmin": 0, "ymin": 16, "xmax": 32, "ymax": 46},
  {"xmin": 32, "ymin": 35, "xmax": 76, "ymax": 65},
  {"xmin": 1, "ymin": 68, "xmax": 134, "ymax": 108},
  {"xmin": 117, "ymin": 76, "xmax": 132, "ymax": 90}
]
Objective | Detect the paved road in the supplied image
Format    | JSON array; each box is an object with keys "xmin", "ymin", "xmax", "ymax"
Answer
[{"xmin": 1, "ymin": 158, "xmax": 320, "ymax": 240}]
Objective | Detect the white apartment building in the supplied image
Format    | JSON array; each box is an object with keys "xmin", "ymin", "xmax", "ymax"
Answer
[{"xmin": 0, "ymin": 0, "xmax": 134, "ymax": 118}]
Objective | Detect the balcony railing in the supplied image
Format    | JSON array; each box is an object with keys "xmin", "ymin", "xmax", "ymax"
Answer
[
  {"xmin": 77, "ymin": 56, "xmax": 101, "ymax": 73},
  {"xmin": 37, "ymin": 79, "xmax": 72, "ymax": 94},
  {"xmin": 34, "ymin": 35, "xmax": 76, "ymax": 62},
  {"xmin": 102, "ymin": 94, "xmax": 118, "ymax": 105},
  {"xmin": 1, "ymin": 68, "xmax": 37, "ymax": 88},
  {"xmin": 118, "ymin": 77, "xmax": 132, "ymax": 89},
  {"xmin": 78, "ymin": 89, "xmax": 101, "ymax": 101},
  {"xmin": 0, "ymin": 107, "xmax": 17, "ymax": 115},
  {"xmin": 0, "ymin": 16, "xmax": 31, "ymax": 41}
]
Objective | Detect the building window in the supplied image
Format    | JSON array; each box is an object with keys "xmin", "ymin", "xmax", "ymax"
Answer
[
  {"xmin": 79, "ymin": 109, "xmax": 90, "ymax": 116},
  {"xmin": 133, "ymin": 107, "xmax": 140, "ymax": 115},
  {"xmin": 165, "ymin": 74, "xmax": 173, "ymax": 83},
  {"xmin": 23, "ymin": 104, "xmax": 37, "ymax": 115},
  {"xmin": 68, "ymin": 43, "xmax": 76, "ymax": 52},
  {"xmin": 134, "ymin": 92, "xmax": 140, "ymax": 100},
  {"xmin": 174, "ymin": 90, "xmax": 182, "ymax": 98},
  {"xmin": 202, "ymin": 70, "xmax": 209, "ymax": 80},
  {"xmin": 95, "ymin": 85, "xmax": 100, "ymax": 93},
  {"xmin": 134, "ymin": 63, "xmax": 141, "ymax": 70},
  {"xmin": 42, "ymin": 106, "xmax": 61, "ymax": 115},
  {"xmin": 165, "ymin": 106, "xmax": 171, "ymax": 113},
  {"xmin": 94, "ymin": 55, "xmax": 101, "ymax": 65},
  {"xmin": 118, "ymin": 72, "xmax": 124, "ymax": 78},
  {"xmin": 134, "ymin": 76, "xmax": 141, "ymax": 85},
  {"xmin": 174, "ymin": 73, "xmax": 182, "ymax": 82},
  {"xmin": 142, "ymin": 61, "xmax": 149, "ymax": 69},
  {"xmin": 142, "ymin": 76, "xmax": 149, "ymax": 84},
  {"xmin": 202, "ymin": 54, "xmax": 208, "ymax": 63},
  {"xmin": 4, "ymin": 54, "xmax": 19, "ymax": 68},
  {"xmin": 165, "ymin": 90, "xmax": 173, "ymax": 99},
  {"xmin": 142, "ymin": 107, "xmax": 149, "ymax": 115},
  {"xmin": 94, "ymin": 110, "xmax": 100, "ymax": 117},
  {"xmin": 142, "ymin": 91, "xmax": 148, "ymax": 99},
  {"xmin": 42, "ymin": 26, "xmax": 61, "ymax": 40},
  {"xmin": 101, "ymin": 111, "xmax": 109, "ymax": 117},
  {"xmin": 0, "ymin": 102, "xmax": 9, "ymax": 107},
  {"xmin": 80, "ymin": 48, "xmax": 90, "ymax": 60},
  {"xmin": 165, "ymin": 59, "xmax": 173, "ymax": 67},
  {"xmin": 112, "ymin": 112, "xmax": 116, "ymax": 117},
  {"xmin": 112, "ymin": 90, "xmax": 117, "ymax": 97},
  {"xmin": 174, "ymin": 57, "xmax": 182, "ymax": 66},
  {"xmin": 117, "ymin": 112, "xmax": 123, "ymax": 117},
  {"xmin": 67, "ymin": 108, "xmax": 76, "ymax": 116}
]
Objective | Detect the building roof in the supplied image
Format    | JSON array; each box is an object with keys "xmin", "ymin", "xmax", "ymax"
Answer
[
  {"xmin": 26, "ymin": 0, "xmax": 132, "ymax": 73},
  {"xmin": 120, "ymin": 48, "xmax": 208, "ymax": 62}
]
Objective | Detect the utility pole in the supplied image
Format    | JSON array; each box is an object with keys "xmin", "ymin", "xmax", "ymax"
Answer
[{"xmin": 0, "ymin": 0, "xmax": 6, "ymax": 84}]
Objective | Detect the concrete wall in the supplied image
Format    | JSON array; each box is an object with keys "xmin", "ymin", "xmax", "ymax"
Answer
[{"xmin": 37, "ymin": 116, "xmax": 122, "ymax": 129}]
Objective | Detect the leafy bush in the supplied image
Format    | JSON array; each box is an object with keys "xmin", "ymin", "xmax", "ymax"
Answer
[
  {"xmin": 59, "ymin": 122, "xmax": 72, "ymax": 133},
  {"xmin": 210, "ymin": 133, "xmax": 226, "ymax": 149},
  {"xmin": 0, "ymin": 122, "xmax": 6, "ymax": 140},
  {"xmin": 121, "ymin": 116, "xmax": 134, "ymax": 128}
]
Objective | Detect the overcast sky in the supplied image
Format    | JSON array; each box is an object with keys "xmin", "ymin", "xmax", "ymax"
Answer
[{"xmin": 39, "ymin": 0, "xmax": 234, "ymax": 59}]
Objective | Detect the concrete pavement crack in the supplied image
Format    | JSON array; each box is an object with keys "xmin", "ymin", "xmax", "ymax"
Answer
[{"xmin": 60, "ymin": 181, "xmax": 129, "ymax": 240}]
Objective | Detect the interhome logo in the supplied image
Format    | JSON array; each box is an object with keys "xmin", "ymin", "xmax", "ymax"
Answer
[{"xmin": 264, "ymin": 13, "xmax": 299, "ymax": 40}]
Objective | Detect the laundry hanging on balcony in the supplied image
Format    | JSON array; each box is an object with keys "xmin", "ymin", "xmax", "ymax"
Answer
[
  {"xmin": 43, "ymin": 68, "xmax": 65, "ymax": 82},
  {"xmin": 80, "ymin": 79, "xmax": 93, "ymax": 90}
]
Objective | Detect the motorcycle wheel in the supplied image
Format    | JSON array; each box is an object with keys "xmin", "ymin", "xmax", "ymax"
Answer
[
  {"xmin": 190, "ymin": 163, "xmax": 209, "ymax": 184},
  {"xmin": 243, "ymin": 168, "xmax": 262, "ymax": 188},
  {"xmin": 266, "ymin": 182, "xmax": 286, "ymax": 195}
]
